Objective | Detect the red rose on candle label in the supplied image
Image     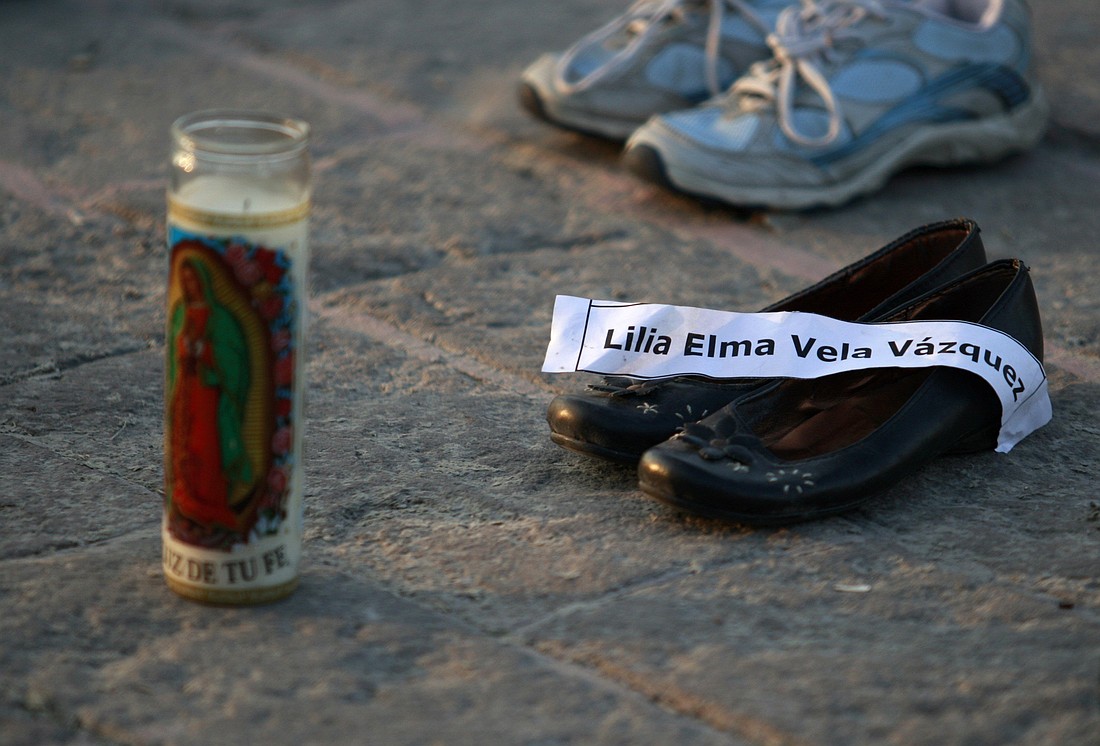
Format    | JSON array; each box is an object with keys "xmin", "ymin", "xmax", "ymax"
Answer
[
  {"xmin": 274, "ymin": 352, "xmax": 294, "ymax": 387},
  {"xmin": 275, "ymin": 396, "xmax": 293, "ymax": 419},
  {"xmin": 258, "ymin": 295, "xmax": 284, "ymax": 321},
  {"xmin": 272, "ymin": 425, "xmax": 292, "ymax": 455},
  {"xmin": 271, "ymin": 328, "xmax": 292, "ymax": 352},
  {"xmin": 225, "ymin": 243, "xmax": 248, "ymax": 265},
  {"xmin": 255, "ymin": 248, "xmax": 284, "ymax": 285},
  {"xmin": 267, "ymin": 465, "xmax": 288, "ymax": 493},
  {"xmin": 233, "ymin": 258, "xmax": 263, "ymax": 286},
  {"xmin": 224, "ymin": 244, "xmax": 262, "ymax": 286}
]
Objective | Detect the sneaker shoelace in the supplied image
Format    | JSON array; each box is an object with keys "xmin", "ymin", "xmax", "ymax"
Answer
[
  {"xmin": 731, "ymin": 0, "xmax": 887, "ymax": 146},
  {"xmin": 555, "ymin": 0, "xmax": 773, "ymax": 98}
]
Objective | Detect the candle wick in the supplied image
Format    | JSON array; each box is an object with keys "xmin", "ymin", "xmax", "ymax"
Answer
[{"xmin": 243, "ymin": 197, "xmax": 252, "ymax": 213}]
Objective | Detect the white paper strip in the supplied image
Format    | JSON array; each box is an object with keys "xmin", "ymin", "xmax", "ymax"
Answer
[{"xmin": 542, "ymin": 296, "xmax": 1051, "ymax": 452}]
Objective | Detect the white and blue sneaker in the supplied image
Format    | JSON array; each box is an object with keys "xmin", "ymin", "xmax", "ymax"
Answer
[
  {"xmin": 519, "ymin": 0, "xmax": 793, "ymax": 140},
  {"xmin": 623, "ymin": 0, "xmax": 1049, "ymax": 208}
]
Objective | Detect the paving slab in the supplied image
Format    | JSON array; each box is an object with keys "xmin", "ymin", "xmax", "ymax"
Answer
[{"xmin": 1, "ymin": 0, "xmax": 1098, "ymax": 744}]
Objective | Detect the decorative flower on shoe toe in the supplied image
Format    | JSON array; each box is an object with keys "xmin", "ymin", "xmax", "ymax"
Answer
[
  {"xmin": 674, "ymin": 404, "xmax": 708, "ymax": 423},
  {"xmin": 765, "ymin": 468, "xmax": 816, "ymax": 495}
]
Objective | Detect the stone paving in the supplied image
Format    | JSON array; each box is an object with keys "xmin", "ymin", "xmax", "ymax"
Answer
[{"xmin": 1, "ymin": 1, "xmax": 1098, "ymax": 744}]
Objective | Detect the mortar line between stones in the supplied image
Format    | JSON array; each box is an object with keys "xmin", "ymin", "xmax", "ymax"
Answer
[
  {"xmin": 498, "ymin": 543, "xmax": 1100, "ymax": 739},
  {"xmin": 510, "ymin": 633, "xmax": 802, "ymax": 746},
  {"xmin": 333, "ymin": 554, "xmax": 790, "ymax": 744},
  {"xmin": 147, "ymin": 18, "xmax": 426, "ymax": 134},
  {"xmin": 312, "ymin": 300, "xmax": 555, "ymax": 402},
  {"xmin": 0, "ymin": 342, "xmax": 154, "ymax": 388},
  {"xmin": 311, "ymin": 290, "xmax": 1100, "ymax": 392},
  {"xmin": 494, "ymin": 562, "xmax": 810, "ymax": 745},
  {"xmin": 342, "ymin": 554, "xmax": 796, "ymax": 744},
  {"xmin": 0, "ymin": 160, "xmax": 86, "ymax": 223},
  {"xmin": 480, "ymin": 133, "xmax": 839, "ymax": 283},
  {"xmin": 503, "ymin": 566, "xmax": 717, "ymax": 645},
  {"xmin": 0, "ymin": 524, "xmax": 161, "ymax": 565}
]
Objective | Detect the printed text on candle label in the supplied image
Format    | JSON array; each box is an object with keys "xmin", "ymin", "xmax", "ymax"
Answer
[{"xmin": 163, "ymin": 544, "xmax": 291, "ymax": 586}]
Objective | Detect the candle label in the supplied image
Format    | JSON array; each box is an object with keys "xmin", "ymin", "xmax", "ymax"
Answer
[{"xmin": 164, "ymin": 229, "xmax": 298, "ymax": 553}]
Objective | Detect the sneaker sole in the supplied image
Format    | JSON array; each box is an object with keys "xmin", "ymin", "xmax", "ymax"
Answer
[
  {"xmin": 626, "ymin": 88, "xmax": 1050, "ymax": 210},
  {"xmin": 517, "ymin": 80, "xmax": 643, "ymax": 141}
]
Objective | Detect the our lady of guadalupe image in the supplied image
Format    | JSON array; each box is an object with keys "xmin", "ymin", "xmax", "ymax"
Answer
[{"xmin": 164, "ymin": 241, "xmax": 280, "ymax": 548}]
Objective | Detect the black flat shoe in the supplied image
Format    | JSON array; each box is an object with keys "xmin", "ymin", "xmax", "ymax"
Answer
[
  {"xmin": 637, "ymin": 259, "xmax": 1044, "ymax": 525},
  {"xmin": 547, "ymin": 218, "xmax": 989, "ymax": 464}
]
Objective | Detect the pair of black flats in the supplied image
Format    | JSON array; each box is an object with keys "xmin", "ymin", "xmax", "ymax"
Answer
[{"xmin": 546, "ymin": 218, "xmax": 1045, "ymax": 524}]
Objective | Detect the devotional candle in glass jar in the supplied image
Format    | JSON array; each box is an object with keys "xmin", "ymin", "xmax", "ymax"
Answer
[{"xmin": 163, "ymin": 110, "xmax": 310, "ymax": 604}]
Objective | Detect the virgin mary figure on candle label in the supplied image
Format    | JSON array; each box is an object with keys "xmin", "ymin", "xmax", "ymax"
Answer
[{"xmin": 168, "ymin": 255, "xmax": 257, "ymax": 534}]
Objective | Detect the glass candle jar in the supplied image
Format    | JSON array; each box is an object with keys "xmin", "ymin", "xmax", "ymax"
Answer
[{"xmin": 163, "ymin": 110, "xmax": 310, "ymax": 604}]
